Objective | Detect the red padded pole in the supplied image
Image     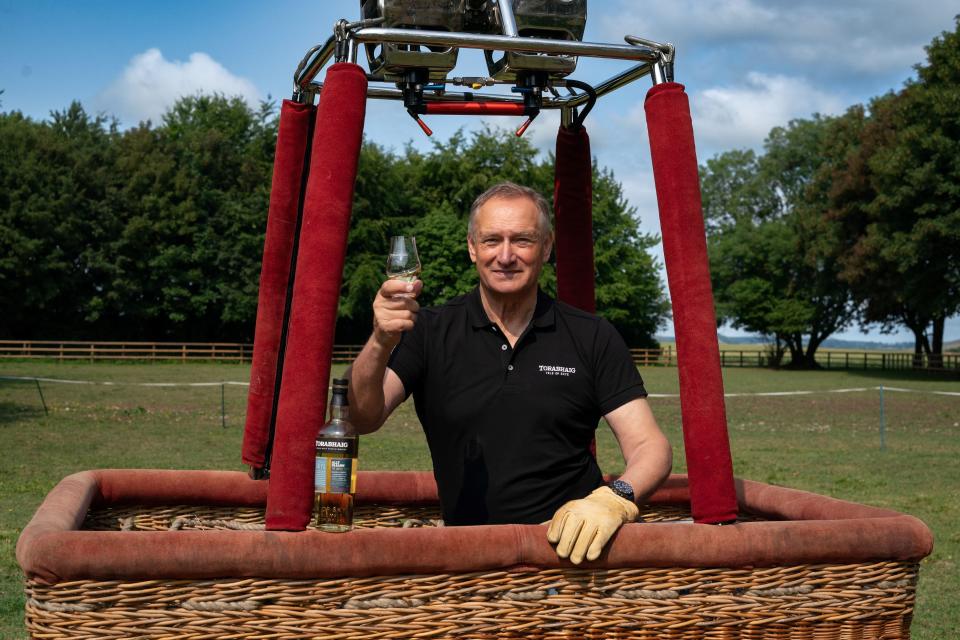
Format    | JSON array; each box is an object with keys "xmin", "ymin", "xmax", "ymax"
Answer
[
  {"xmin": 242, "ymin": 100, "xmax": 315, "ymax": 471},
  {"xmin": 553, "ymin": 125, "xmax": 595, "ymax": 313},
  {"xmin": 554, "ymin": 125, "xmax": 599, "ymax": 458},
  {"xmin": 265, "ymin": 63, "xmax": 368, "ymax": 530},
  {"xmin": 644, "ymin": 82, "xmax": 738, "ymax": 524}
]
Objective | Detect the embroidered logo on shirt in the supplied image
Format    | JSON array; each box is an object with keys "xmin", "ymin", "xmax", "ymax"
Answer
[{"xmin": 538, "ymin": 364, "xmax": 576, "ymax": 376}]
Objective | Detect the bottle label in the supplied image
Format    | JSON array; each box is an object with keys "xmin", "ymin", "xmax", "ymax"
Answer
[
  {"xmin": 316, "ymin": 437, "xmax": 358, "ymax": 457},
  {"xmin": 315, "ymin": 437, "xmax": 358, "ymax": 494}
]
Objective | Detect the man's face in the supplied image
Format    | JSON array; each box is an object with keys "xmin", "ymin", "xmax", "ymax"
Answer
[{"xmin": 468, "ymin": 195, "xmax": 553, "ymax": 297}]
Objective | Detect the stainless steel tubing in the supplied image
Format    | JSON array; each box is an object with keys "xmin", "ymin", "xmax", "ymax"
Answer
[
  {"xmin": 294, "ymin": 27, "xmax": 663, "ymax": 92},
  {"xmin": 593, "ymin": 62, "xmax": 654, "ymax": 98},
  {"xmin": 294, "ymin": 35, "xmax": 337, "ymax": 91},
  {"xmin": 349, "ymin": 28, "xmax": 660, "ymax": 62},
  {"xmin": 306, "ymin": 55, "xmax": 653, "ymax": 108},
  {"xmin": 557, "ymin": 62, "xmax": 653, "ymax": 108},
  {"xmin": 497, "ymin": 0, "xmax": 519, "ymax": 37}
]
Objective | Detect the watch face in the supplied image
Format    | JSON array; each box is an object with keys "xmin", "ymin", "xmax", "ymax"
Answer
[{"xmin": 610, "ymin": 479, "xmax": 634, "ymax": 501}]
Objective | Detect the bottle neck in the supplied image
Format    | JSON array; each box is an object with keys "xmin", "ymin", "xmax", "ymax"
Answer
[{"xmin": 330, "ymin": 403, "xmax": 350, "ymax": 423}]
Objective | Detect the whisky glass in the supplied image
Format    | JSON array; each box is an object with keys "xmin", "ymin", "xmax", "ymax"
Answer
[{"xmin": 386, "ymin": 235, "xmax": 421, "ymax": 282}]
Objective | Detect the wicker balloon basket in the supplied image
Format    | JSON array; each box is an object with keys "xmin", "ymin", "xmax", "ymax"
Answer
[{"xmin": 17, "ymin": 469, "xmax": 931, "ymax": 639}]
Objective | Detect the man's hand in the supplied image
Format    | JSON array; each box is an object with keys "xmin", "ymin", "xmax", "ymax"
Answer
[
  {"xmin": 546, "ymin": 486, "xmax": 639, "ymax": 564},
  {"xmin": 373, "ymin": 279, "xmax": 423, "ymax": 349}
]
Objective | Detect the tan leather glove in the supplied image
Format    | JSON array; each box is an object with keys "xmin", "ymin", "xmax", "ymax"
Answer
[{"xmin": 546, "ymin": 486, "xmax": 639, "ymax": 564}]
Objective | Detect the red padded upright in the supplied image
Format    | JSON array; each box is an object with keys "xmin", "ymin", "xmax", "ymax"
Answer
[
  {"xmin": 242, "ymin": 99, "xmax": 316, "ymax": 470},
  {"xmin": 644, "ymin": 82, "xmax": 738, "ymax": 525},
  {"xmin": 265, "ymin": 64, "xmax": 368, "ymax": 530},
  {"xmin": 553, "ymin": 125, "xmax": 596, "ymax": 313}
]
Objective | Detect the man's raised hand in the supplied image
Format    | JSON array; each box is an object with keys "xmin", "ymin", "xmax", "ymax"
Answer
[{"xmin": 372, "ymin": 279, "xmax": 423, "ymax": 349}]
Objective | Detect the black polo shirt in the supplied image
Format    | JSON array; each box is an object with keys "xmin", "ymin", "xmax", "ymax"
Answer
[{"xmin": 387, "ymin": 286, "xmax": 647, "ymax": 525}]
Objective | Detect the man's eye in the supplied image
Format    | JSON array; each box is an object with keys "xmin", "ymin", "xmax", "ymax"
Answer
[
  {"xmin": 514, "ymin": 239, "xmax": 534, "ymax": 247},
  {"xmin": 482, "ymin": 239, "xmax": 499, "ymax": 247}
]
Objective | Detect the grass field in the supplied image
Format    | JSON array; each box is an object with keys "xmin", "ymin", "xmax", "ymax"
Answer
[{"xmin": 1, "ymin": 360, "xmax": 958, "ymax": 638}]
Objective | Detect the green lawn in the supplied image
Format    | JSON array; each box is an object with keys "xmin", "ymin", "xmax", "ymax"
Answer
[{"xmin": 1, "ymin": 361, "xmax": 957, "ymax": 638}]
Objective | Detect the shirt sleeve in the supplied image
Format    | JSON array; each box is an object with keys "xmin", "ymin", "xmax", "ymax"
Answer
[
  {"xmin": 593, "ymin": 318, "xmax": 648, "ymax": 415},
  {"xmin": 386, "ymin": 312, "xmax": 427, "ymax": 399}
]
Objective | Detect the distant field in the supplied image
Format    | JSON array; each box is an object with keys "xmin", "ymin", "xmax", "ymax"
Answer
[{"xmin": 1, "ymin": 361, "xmax": 957, "ymax": 639}]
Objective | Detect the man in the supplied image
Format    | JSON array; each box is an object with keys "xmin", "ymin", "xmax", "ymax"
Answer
[{"xmin": 348, "ymin": 182, "xmax": 672, "ymax": 564}]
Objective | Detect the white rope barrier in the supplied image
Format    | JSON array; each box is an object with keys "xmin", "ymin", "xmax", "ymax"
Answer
[
  {"xmin": 0, "ymin": 375, "xmax": 249, "ymax": 387},
  {"xmin": 645, "ymin": 386, "xmax": 960, "ymax": 398},
  {"xmin": 3, "ymin": 375, "xmax": 958, "ymax": 396}
]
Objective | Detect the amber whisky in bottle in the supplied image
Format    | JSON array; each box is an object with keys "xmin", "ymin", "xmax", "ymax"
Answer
[{"xmin": 314, "ymin": 378, "xmax": 358, "ymax": 532}]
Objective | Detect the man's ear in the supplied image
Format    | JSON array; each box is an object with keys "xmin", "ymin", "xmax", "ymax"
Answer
[
  {"xmin": 467, "ymin": 234, "xmax": 478, "ymax": 264},
  {"xmin": 542, "ymin": 232, "xmax": 555, "ymax": 262}
]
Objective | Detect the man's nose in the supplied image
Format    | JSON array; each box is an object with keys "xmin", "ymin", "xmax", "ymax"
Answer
[{"xmin": 496, "ymin": 242, "xmax": 515, "ymax": 263}]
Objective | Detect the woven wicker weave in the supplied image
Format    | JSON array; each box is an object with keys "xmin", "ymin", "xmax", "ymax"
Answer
[
  {"xmin": 23, "ymin": 503, "xmax": 917, "ymax": 639},
  {"xmin": 18, "ymin": 470, "xmax": 931, "ymax": 640},
  {"xmin": 26, "ymin": 559, "xmax": 918, "ymax": 639}
]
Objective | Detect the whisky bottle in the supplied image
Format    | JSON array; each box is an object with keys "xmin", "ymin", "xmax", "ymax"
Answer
[{"xmin": 314, "ymin": 378, "xmax": 358, "ymax": 532}]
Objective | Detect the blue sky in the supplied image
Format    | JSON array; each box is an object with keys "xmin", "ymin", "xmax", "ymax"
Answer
[{"xmin": 2, "ymin": 0, "xmax": 958, "ymax": 343}]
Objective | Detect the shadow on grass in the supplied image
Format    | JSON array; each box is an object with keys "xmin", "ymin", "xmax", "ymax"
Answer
[{"xmin": 0, "ymin": 401, "xmax": 46, "ymax": 426}]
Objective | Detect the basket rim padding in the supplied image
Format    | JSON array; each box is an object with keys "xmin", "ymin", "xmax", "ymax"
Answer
[{"xmin": 17, "ymin": 469, "xmax": 932, "ymax": 585}]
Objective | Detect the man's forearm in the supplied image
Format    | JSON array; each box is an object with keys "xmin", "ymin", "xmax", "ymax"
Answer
[
  {"xmin": 618, "ymin": 436, "xmax": 673, "ymax": 503},
  {"xmin": 604, "ymin": 399, "xmax": 673, "ymax": 504},
  {"xmin": 346, "ymin": 335, "xmax": 393, "ymax": 434}
]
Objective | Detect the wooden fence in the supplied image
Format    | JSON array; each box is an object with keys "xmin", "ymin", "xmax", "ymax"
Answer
[
  {"xmin": 0, "ymin": 341, "xmax": 361, "ymax": 364},
  {"xmin": 1, "ymin": 340, "xmax": 956, "ymax": 372},
  {"xmin": 713, "ymin": 348, "xmax": 959, "ymax": 372}
]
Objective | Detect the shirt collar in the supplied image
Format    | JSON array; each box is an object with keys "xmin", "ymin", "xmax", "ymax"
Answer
[{"xmin": 467, "ymin": 286, "xmax": 556, "ymax": 330}]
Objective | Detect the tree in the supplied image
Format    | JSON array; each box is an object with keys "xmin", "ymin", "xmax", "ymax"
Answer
[
  {"xmin": 2, "ymin": 99, "xmax": 667, "ymax": 346},
  {"xmin": 337, "ymin": 139, "xmax": 423, "ymax": 343},
  {"xmin": 591, "ymin": 165, "xmax": 668, "ymax": 348},
  {"xmin": 825, "ymin": 17, "xmax": 960, "ymax": 367},
  {"xmin": 103, "ymin": 95, "xmax": 276, "ymax": 340},
  {"xmin": 0, "ymin": 104, "xmax": 119, "ymax": 338},
  {"xmin": 702, "ymin": 117, "xmax": 856, "ymax": 368},
  {"xmin": 338, "ymin": 127, "xmax": 669, "ymax": 347}
]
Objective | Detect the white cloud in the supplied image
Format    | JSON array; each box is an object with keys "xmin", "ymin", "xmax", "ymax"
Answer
[
  {"xmin": 597, "ymin": 0, "xmax": 957, "ymax": 76},
  {"xmin": 622, "ymin": 72, "xmax": 844, "ymax": 158},
  {"xmin": 96, "ymin": 48, "xmax": 260, "ymax": 125},
  {"xmin": 687, "ymin": 72, "xmax": 843, "ymax": 154}
]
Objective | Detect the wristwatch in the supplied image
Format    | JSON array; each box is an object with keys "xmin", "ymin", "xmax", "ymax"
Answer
[{"xmin": 608, "ymin": 479, "xmax": 635, "ymax": 503}]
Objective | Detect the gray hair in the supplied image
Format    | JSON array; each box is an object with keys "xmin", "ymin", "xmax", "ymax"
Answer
[{"xmin": 468, "ymin": 182, "xmax": 553, "ymax": 240}]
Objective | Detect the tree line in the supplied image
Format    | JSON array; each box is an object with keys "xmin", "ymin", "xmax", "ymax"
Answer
[
  {"xmin": 0, "ymin": 96, "xmax": 669, "ymax": 348},
  {"xmin": 701, "ymin": 17, "xmax": 959, "ymax": 368},
  {"xmin": 3, "ymin": 17, "xmax": 956, "ymax": 366}
]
